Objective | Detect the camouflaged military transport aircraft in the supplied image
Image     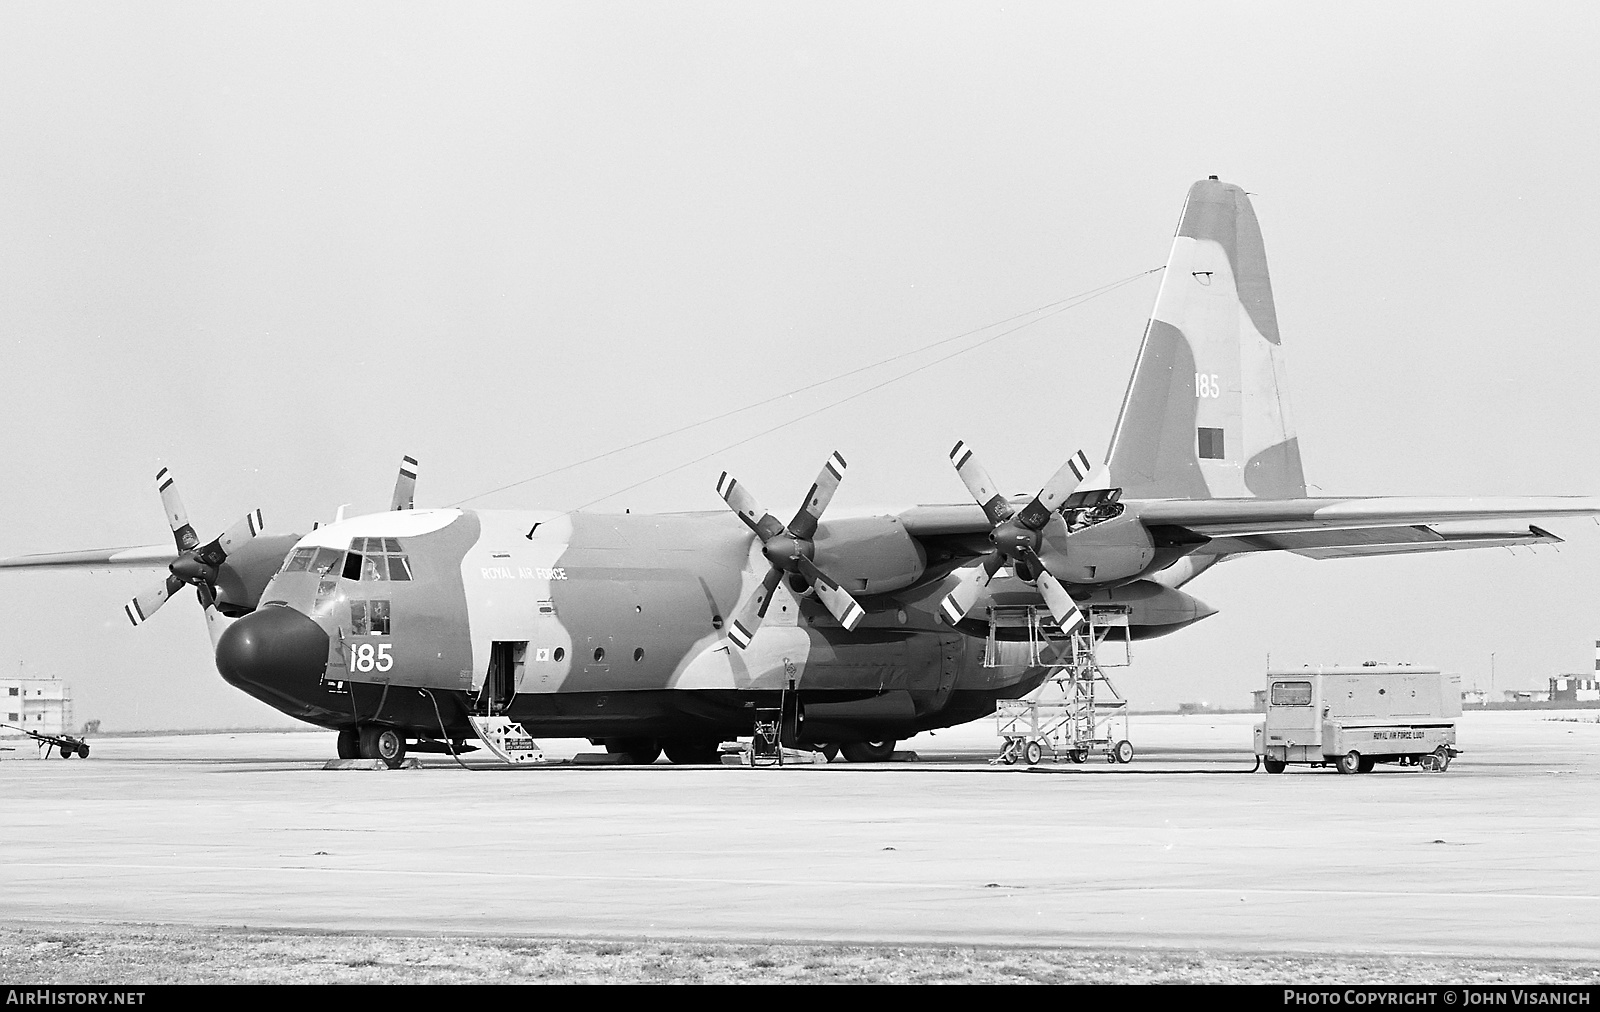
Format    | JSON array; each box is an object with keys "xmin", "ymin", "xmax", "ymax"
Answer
[{"xmin": 6, "ymin": 177, "xmax": 1597, "ymax": 767}]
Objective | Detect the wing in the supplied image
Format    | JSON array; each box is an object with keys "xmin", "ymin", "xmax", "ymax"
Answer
[
  {"xmin": 899, "ymin": 496, "xmax": 1600, "ymax": 560},
  {"xmin": 0, "ymin": 545, "xmax": 179, "ymax": 571}
]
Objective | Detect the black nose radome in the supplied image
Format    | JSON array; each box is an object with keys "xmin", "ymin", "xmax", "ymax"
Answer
[{"xmin": 215, "ymin": 605, "xmax": 329, "ymax": 696}]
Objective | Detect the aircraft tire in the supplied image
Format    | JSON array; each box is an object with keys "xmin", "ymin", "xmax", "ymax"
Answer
[
  {"xmin": 1336, "ymin": 750, "xmax": 1364, "ymax": 775},
  {"xmin": 376, "ymin": 729, "xmax": 407, "ymax": 769},
  {"xmin": 336, "ymin": 730, "xmax": 360, "ymax": 760},
  {"xmin": 839, "ymin": 740, "xmax": 896, "ymax": 763},
  {"xmin": 661, "ymin": 739, "xmax": 722, "ymax": 765},
  {"xmin": 605, "ymin": 737, "xmax": 661, "ymax": 765},
  {"xmin": 1263, "ymin": 757, "xmax": 1287, "ymax": 774}
]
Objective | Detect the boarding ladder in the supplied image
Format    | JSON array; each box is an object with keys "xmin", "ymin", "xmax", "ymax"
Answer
[{"xmin": 988, "ymin": 605, "xmax": 1134, "ymax": 765}]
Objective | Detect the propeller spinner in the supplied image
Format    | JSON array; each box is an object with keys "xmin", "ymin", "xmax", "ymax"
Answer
[
  {"xmin": 717, "ymin": 451, "xmax": 865, "ymax": 649},
  {"xmin": 939, "ymin": 442, "xmax": 1104, "ymax": 632},
  {"xmin": 124, "ymin": 467, "xmax": 265, "ymax": 626}
]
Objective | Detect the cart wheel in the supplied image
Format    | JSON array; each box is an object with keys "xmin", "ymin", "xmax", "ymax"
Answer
[
  {"xmin": 57, "ymin": 745, "xmax": 73, "ymax": 759},
  {"xmin": 1336, "ymin": 750, "xmax": 1364, "ymax": 775},
  {"xmin": 1070, "ymin": 750, "xmax": 1088, "ymax": 764},
  {"xmin": 1023, "ymin": 740, "xmax": 1043, "ymax": 766},
  {"xmin": 1263, "ymin": 757, "xmax": 1287, "ymax": 774},
  {"xmin": 76, "ymin": 744, "xmax": 90, "ymax": 758},
  {"xmin": 1113, "ymin": 740, "xmax": 1134, "ymax": 764}
]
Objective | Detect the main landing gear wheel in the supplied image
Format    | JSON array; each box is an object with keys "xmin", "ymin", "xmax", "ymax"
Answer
[
  {"xmin": 1112, "ymin": 740, "xmax": 1134, "ymax": 764},
  {"xmin": 839, "ymin": 739, "xmax": 896, "ymax": 763},
  {"xmin": 1263, "ymin": 757, "xmax": 1287, "ymax": 774},
  {"xmin": 1023, "ymin": 740, "xmax": 1043, "ymax": 766},
  {"xmin": 661, "ymin": 739, "xmax": 722, "ymax": 765},
  {"xmin": 337, "ymin": 729, "xmax": 360, "ymax": 760},
  {"xmin": 1337, "ymin": 750, "xmax": 1364, "ymax": 775},
  {"xmin": 605, "ymin": 737, "xmax": 662, "ymax": 765},
  {"xmin": 815, "ymin": 743, "xmax": 840, "ymax": 762},
  {"xmin": 358, "ymin": 726, "xmax": 408, "ymax": 768}
]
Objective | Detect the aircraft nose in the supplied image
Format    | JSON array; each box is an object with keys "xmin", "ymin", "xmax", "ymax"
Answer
[{"xmin": 215, "ymin": 605, "xmax": 329, "ymax": 695}]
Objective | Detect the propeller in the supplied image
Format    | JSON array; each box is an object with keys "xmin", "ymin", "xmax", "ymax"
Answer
[
  {"xmin": 716, "ymin": 451, "xmax": 865, "ymax": 648},
  {"xmin": 390, "ymin": 455, "xmax": 419, "ymax": 511},
  {"xmin": 939, "ymin": 442, "xmax": 1105, "ymax": 632},
  {"xmin": 124, "ymin": 467, "xmax": 265, "ymax": 626}
]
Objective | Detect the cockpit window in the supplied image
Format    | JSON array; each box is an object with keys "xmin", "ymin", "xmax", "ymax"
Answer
[
  {"xmin": 281, "ymin": 548, "xmax": 316, "ymax": 574},
  {"xmin": 310, "ymin": 548, "xmax": 344, "ymax": 576},
  {"xmin": 343, "ymin": 537, "xmax": 412, "ymax": 582},
  {"xmin": 350, "ymin": 598, "xmax": 392, "ymax": 636}
]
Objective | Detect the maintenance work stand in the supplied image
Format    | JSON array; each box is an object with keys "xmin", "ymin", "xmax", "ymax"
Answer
[{"xmin": 990, "ymin": 605, "xmax": 1133, "ymax": 766}]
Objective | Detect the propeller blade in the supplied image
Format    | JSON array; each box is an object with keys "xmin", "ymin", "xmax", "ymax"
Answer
[
  {"xmin": 949, "ymin": 441, "xmax": 1012, "ymax": 526},
  {"xmin": 125, "ymin": 573, "xmax": 186, "ymax": 626},
  {"xmin": 795, "ymin": 556, "xmax": 865, "ymax": 631},
  {"xmin": 727, "ymin": 567, "xmax": 784, "ymax": 649},
  {"xmin": 390, "ymin": 455, "xmax": 419, "ymax": 511},
  {"xmin": 716, "ymin": 472, "xmax": 788, "ymax": 541},
  {"xmin": 1015, "ymin": 449, "xmax": 1093, "ymax": 530},
  {"xmin": 787, "ymin": 451, "xmax": 847, "ymax": 541},
  {"xmin": 193, "ymin": 510, "xmax": 265, "ymax": 567},
  {"xmin": 1030, "ymin": 561, "xmax": 1086, "ymax": 635},
  {"xmin": 156, "ymin": 468, "xmax": 199, "ymax": 552},
  {"xmin": 938, "ymin": 554, "xmax": 1005, "ymax": 625}
]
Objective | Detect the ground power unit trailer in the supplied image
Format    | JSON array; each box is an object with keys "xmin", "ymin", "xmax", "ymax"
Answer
[{"xmin": 1254, "ymin": 665, "xmax": 1462, "ymax": 774}]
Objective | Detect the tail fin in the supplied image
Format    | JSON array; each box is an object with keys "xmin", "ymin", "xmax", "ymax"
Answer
[{"xmin": 1102, "ymin": 177, "xmax": 1305, "ymax": 500}]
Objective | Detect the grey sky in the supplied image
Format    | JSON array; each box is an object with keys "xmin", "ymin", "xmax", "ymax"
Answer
[{"xmin": 3, "ymin": 2, "xmax": 1597, "ymax": 729}]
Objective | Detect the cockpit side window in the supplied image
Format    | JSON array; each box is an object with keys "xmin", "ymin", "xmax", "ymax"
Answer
[
  {"xmin": 281, "ymin": 548, "xmax": 317, "ymax": 574},
  {"xmin": 310, "ymin": 548, "xmax": 344, "ymax": 576}
]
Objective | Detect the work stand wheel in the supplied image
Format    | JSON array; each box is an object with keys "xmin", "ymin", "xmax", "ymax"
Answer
[
  {"xmin": 1112, "ymin": 739, "xmax": 1134, "ymax": 764},
  {"xmin": 1069, "ymin": 749, "xmax": 1088, "ymax": 764},
  {"xmin": 1023, "ymin": 740, "xmax": 1043, "ymax": 766}
]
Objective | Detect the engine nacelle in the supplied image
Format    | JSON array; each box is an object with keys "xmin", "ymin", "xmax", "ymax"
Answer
[
  {"xmin": 811, "ymin": 515, "xmax": 927, "ymax": 594},
  {"xmin": 1037, "ymin": 512, "xmax": 1155, "ymax": 587},
  {"xmin": 215, "ymin": 533, "xmax": 303, "ymax": 616}
]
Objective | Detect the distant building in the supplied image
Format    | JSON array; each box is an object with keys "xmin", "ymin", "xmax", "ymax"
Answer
[
  {"xmin": 1, "ymin": 677, "xmax": 74, "ymax": 737},
  {"xmin": 1550, "ymin": 675, "xmax": 1600, "ymax": 703},
  {"xmin": 1502, "ymin": 689, "xmax": 1549, "ymax": 704},
  {"xmin": 1251, "ymin": 689, "xmax": 1268, "ymax": 712},
  {"xmin": 1461, "ymin": 688, "xmax": 1491, "ymax": 706}
]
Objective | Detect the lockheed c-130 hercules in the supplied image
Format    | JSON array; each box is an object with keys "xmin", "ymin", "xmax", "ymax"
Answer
[{"xmin": 6, "ymin": 177, "xmax": 1596, "ymax": 767}]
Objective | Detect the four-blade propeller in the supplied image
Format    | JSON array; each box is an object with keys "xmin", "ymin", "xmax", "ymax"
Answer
[
  {"xmin": 124, "ymin": 467, "xmax": 265, "ymax": 626},
  {"xmin": 717, "ymin": 451, "xmax": 865, "ymax": 649},
  {"xmin": 939, "ymin": 441, "xmax": 1099, "ymax": 632}
]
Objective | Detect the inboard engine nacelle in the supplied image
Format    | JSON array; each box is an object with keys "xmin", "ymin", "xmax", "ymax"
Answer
[{"xmin": 810, "ymin": 515, "xmax": 928, "ymax": 594}]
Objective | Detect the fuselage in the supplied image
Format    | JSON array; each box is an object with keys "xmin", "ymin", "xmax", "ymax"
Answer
[{"xmin": 215, "ymin": 508, "xmax": 1055, "ymax": 744}]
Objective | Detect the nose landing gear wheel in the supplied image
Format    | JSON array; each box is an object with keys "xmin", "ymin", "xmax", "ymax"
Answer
[
  {"xmin": 337, "ymin": 729, "xmax": 360, "ymax": 760},
  {"xmin": 359, "ymin": 726, "xmax": 409, "ymax": 768}
]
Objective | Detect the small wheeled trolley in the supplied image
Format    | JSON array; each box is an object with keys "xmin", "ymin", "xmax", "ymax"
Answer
[
  {"xmin": 1254, "ymin": 665, "xmax": 1461, "ymax": 774},
  {"xmin": 1, "ymin": 722, "xmax": 90, "ymax": 759}
]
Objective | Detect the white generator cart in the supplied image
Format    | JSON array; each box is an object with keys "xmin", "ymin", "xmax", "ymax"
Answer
[
  {"xmin": 1254, "ymin": 665, "xmax": 1462, "ymax": 774},
  {"xmin": 991, "ymin": 605, "xmax": 1132, "ymax": 766}
]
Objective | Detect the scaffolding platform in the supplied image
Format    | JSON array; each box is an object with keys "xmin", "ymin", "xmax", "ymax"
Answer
[{"xmin": 989, "ymin": 605, "xmax": 1134, "ymax": 766}]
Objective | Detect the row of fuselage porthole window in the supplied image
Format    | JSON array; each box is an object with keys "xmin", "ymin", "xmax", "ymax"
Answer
[
  {"xmin": 534, "ymin": 646, "xmax": 640, "ymax": 662},
  {"xmin": 281, "ymin": 538, "xmax": 413, "ymax": 582}
]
